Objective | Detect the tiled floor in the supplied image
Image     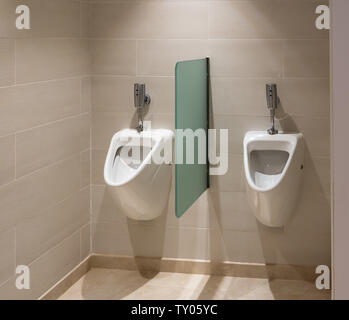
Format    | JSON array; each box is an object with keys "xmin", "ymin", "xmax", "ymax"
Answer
[{"xmin": 58, "ymin": 268, "xmax": 330, "ymax": 300}]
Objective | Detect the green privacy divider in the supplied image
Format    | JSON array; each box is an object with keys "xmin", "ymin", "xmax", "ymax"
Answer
[{"xmin": 175, "ymin": 58, "xmax": 209, "ymax": 218}]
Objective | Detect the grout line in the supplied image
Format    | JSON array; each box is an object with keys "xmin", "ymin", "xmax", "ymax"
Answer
[
  {"xmin": 0, "ymin": 75, "xmax": 91, "ymax": 90},
  {"xmin": 14, "ymin": 134, "xmax": 17, "ymax": 179},
  {"xmin": 85, "ymin": 37, "xmax": 329, "ymax": 41},
  {"xmin": 14, "ymin": 40, "xmax": 17, "ymax": 85},
  {"xmin": 0, "ymin": 153, "xmax": 81, "ymax": 190},
  {"xmin": 89, "ymin": 74, "xmax": 328, "ymax": 80},
  {"xmin": 79, "ymin": 0, "xmax": 83, "ymax": 39},
  {"xmin": 207, "ymin": 0, "xmax": 210, "ymax": 41},
  {"xmin": 0, "ymin": 36, "xmax": 91, "ymax": 40},
  {"xmin": 89, "ymin": 111, "xmax": 93, "ymax": 255},
  {"xmin": 88, "ymin": 74, "xmax": 330, "ymax": 80},
  {"xmin": 80, "ymin": 77, "xmax": 83, "ymax": 114},
  {"xmin": 135, "ymin": 40, "xmax": 138, "ymax": 76},
  {"xmin": 89, "ymin": 110, "xmax": 329, "ymax": 120},
  {"xmin": 0, "ymin": 275, "xmax": 11, "ymax": 290},
  {"xmin": 14, "ymin": 149, "xmax": 85, "ymax": 182},
  {"xmin": 79, "ymin": 227, "xmax": 82, "ymax": 262},
  {"xmin": 282, "ymin": 40, "xmax": 286, "ymax": 79},
  {"xmin": 8, "ymin": 112, "xmax": 87, "ymax": 137},
  {"xmin": 90, "ymin": 195, "xmax": 93, "ymax": 255},
  {"xmin": 14, "ymin": 228, "xmax": 17, "ymax": 272},
  {"xmin": 0, "ymin": 75, "xmax": 328, "ymax": 90},
  {"xmin": 25, "ymin": 229, "xmax": 82, "ymax": 273}
]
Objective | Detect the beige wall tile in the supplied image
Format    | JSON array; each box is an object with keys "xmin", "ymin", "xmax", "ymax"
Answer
[
  {"xmin": 92, "ymin": 222, "xmax": 133, "ymax": 256},
  {"xmin": 288, "ymin": 190, "xmax": 331, "ymax": 239},
  {"xmin": 278, "ymin": 78, "xmax": 330, "ymax": 118},
  {"xmin": 16, "ymin": 114, "xmax": 90, "ymax": 177},
  {"xmin": 209, "ymin": 40, "xmax": 283, "ymax": 77},
  {"xmin": 166, "ymin": 190, "xmax": 217, "ymax": 229},
  {"xmin": 80, "ymin": 1, "xmax": 90, "ymax": 38},
  {"xmin": 212, "ymin": 115, "xmax": 270, "ymax": 154},
  {"xmin": 81, "ymin": 77, "xmax": 92, "ymax": 113},
  {"xmin": 0, "ymin": 231, "xmax": 81, "ymax": 300},
  {"xmin": 0, "ymin": 135, "xmax": 15, "ymax": 186},
  {"xmin": 209, "ymin": 228, "xmax": 266, "ymax": 263},
  {"xmin": 80, "ymin": 150, "xmax": 91, "ymax": 189},
  {"xmin": 0, "ymin": 228, "xmax": 15, "ymax": 286},
  {"xmin": 127, "ymin": 221, "xmax": 168, "ymax": 258},
  {"xmin": 283, "ymin": 40, "xmax": 330, "ymax": 78},
  {"xmin": 276, "ymin": 115, "xmax": 330, "ymax": 158},
  {"xmin": 303, "ymin": 155, "xmax": 330, "ymax": 196},
  {"xmin": 209, "ymin": 191, "xmax": 258, "ymax": 231},
  {"xmin": 0, "ymin": 39, "xmax": 14, "ymax": 86},
  {"xmin": 91, "ymin": 185, "xmax": 129, "ymax": 224},
  {"xmin": 151, "ymin": 114, "xmax": 175, "ymax": 131},
  {"xmin": 92, "ymin": 112, "xmax": 136, "ymax": 149},
  {"xmin": 257, "ymin": 225, "xmax": 331, "ymax": 266},
  {"xmin": 139, "ymin": 1, "xmax": 208, "ymax": 39},
  {"xmin": 15, "ymin": 79, "xmax": 82, "ymax": 131},
  {"xmin": 89, "ymin": 1, "xmax": 208, "ymax": 39},
  {"xmin": 0, "ymin": 156, "xmax": 81, "ymax": 233},
  {"xmin": 31, "ymin": 230, "xmax": 80, "ymax": 297},
  {"xmin": 92, "ymin": 76, "xmax": 174, "ymax": 114},
  {"xmin": 138, "ymin": 76, "xmax": 175, "ymax": 115},
  {"xmin": 92, "ymin": 76, "xmax": 135, "ymax": 113},
  {"xmin": 16, "ymin": 39, "xmax": 90, "ymax": 83},
  {"xmin": 90, "ymin": 40, "xmax": 137, "ymax": 76},
  {"xmin": 211, "ymin": 78, "xmax": 272, "ymax": 116},
  {"xmin": 210, "ymin": 154, "xmax": 245, "ymax": 192},
  {"xmin": 209, "ymin": 0, "xmax": 327, "ymax": 39},
  {"xmin": 0, "ymin": 0, "xmax": 91, "ymax": 298},
  {"xmin": 80, "ymin": 224, "xmax": 91, "ymax": 260},
  {"xmin": 291, "ymin": 116, "xmax": 330, "ymax": 157},
  {"xmin": 89, "ymin": 2, "xmax": 142, "ymax": 38},
  {"xmin": 211, "ymin": 77, "xmax": 329, "ymax": 118},
  {"xmin": 16, "ymin": 0, "xmax": 80, "ymax": 38},
  {"xmin": 16, "ymin": 188, "xmax": 90, "ymax": 265},
  {"xmin": 0, "ymin": 87, "xmax": 14, "ymax": 137},
  {"xmin": 0, "ymin": 79, "xmax": 82, "ymax": 137},
  {"xmin": 138, "ymin": 40, "xmax": 209, "ymax": 76},
  {"xmin": 91, "ymin": 149, "xmax": 107, "ymax": 185},
  {"xmin": 210, "ymin": 1, "xmax": 277, "ymax": 39},
  {"xmin": 0, "ymin": 0, "xmax": 80, "ymax": 38},
  {"xmin": 0, "ymin": 0, "xmax": 14, "ymax": 38},
  {"xmin": 163, "ymin": 227, "xmax": 210, "ymax": 260}
]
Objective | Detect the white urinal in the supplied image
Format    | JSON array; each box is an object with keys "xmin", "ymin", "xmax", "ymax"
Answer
[
  {"xmin": 243, "ymin": 131, "xmax": 304, "ymax": 227},
  {"xmin": 104, "ymin": 129, "xmax": 174, "ymax": 221}
]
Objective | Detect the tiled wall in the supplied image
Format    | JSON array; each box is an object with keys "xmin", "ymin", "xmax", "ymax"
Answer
[
  {"xmin": 0, "ymin": 0, "xmax": 331, "ymax": 299},
  {"xmin": 0, "ymin": 0, "xmax": 91, "ymax": 299},
  {"xmin": 89, "ymin": 0, "xmax": 331, "ymax": 266}
]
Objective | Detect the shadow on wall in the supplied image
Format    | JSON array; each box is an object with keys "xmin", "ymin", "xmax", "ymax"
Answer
[
  {"xmin": 91, "ymin": 177, "xmax": 171, "ymax": 277},
  {"xmin": 262, "ymin": 101, "xmax": 330, "ymax": 268},
  {"xmin": 127, "ymin": 211, "xmax": 168, "ymax": 277}
]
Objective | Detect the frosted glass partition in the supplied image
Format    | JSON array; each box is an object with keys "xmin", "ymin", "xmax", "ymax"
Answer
[{"xmin": 175, "ymin": 58, "xmax": 209, "ymax": 218}]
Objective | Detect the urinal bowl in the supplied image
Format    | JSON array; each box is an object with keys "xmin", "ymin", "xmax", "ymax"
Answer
[
  {"xmin": 243, "ymin": 131, "xmax": 304, "ymax": 227},
  {"xmin": 104, "ymin": 129, "xmax": 174, "ymax": 221}
]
